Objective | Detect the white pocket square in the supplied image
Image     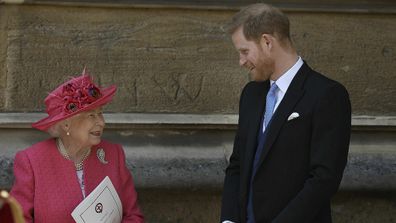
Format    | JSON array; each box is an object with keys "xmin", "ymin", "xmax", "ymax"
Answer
[{"xmin": 287, "ymin": 112, "xmax": 300, "ymax": 121}]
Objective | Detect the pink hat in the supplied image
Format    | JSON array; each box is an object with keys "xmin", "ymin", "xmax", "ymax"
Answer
[{"xmin": 32, "ymin": 69, "xmax": 117, "ymax": 131}]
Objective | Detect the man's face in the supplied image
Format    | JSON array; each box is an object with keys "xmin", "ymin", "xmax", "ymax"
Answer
[{"xmin": 231, "ymin": 27, "xmax": 274, "ymax": 81}]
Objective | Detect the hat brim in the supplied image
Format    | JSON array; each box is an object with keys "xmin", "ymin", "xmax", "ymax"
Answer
[{"xmin": 32, "ymin": 85, "xmax": 117, "ymax": 131}]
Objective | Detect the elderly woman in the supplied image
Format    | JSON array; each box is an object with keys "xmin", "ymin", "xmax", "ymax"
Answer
[{"xmin": 10, "ymin": 70, "xmax": 144, "ymax": 223}]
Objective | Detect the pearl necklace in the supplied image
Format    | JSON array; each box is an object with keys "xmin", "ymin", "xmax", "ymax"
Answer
[{"xmin": 56, "ymin": 138, "xmax": 91, "ymax": 171}]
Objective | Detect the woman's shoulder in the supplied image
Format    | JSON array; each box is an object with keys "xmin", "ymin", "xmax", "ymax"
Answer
[
  {"xmin": 92, "ymin": 140, "xmax": 126, "ymax": 166},
  {"xmin": 18, "ymin": 138, "xmax": 56, "ymax": 157},
  {"xmin": 97, "ymin": 139, "xmax": 122, "ymax": 150},
  {"xmin": 95, "ymin": 140, "xmax": 125, "ymax": 157},
  {"xmin": 13, "ymin": 138, "xmax": 57, "ymax": 169}
]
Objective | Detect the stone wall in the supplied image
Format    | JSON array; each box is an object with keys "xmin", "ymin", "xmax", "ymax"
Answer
[
  {"xmin": 0, "ymin": 4, "xmax": 395, "ymax": 115},
  {"xmin": 138, "ymin": 190, "xmax": 396, "ymax": 223},
  {"xmin": 1, "ymin": 114, "xmax": 395, "ymax": 223},
  {"xmin": 0, "ymin": 2, "xmax": 395, "ymax": 223}
]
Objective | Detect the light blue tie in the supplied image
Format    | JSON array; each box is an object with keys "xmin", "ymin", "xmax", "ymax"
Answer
[
  {"xmin": 264, "ymin": 83, "xmax": 278, "ymax": 129},
  {"xmin": 253, "ymin": 82, "xmax": 278, "ymax": 171},
  {"xmin": 247, "ymin": 82, "xmax": 279, "ymax": 223}
]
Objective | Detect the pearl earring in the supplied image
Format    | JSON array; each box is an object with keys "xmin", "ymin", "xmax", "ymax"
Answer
[{"xmin": 67, "ymin": 132, "xmax": 70, "ymax": 136}]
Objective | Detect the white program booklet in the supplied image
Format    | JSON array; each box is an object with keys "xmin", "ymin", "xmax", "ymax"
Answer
[{"xmin": 71, "ymin": 176, "xmax": 123, "ymax": 223}]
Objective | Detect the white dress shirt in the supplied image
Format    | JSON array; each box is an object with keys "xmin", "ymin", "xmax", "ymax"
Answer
[{"xmin": 262, "ymin": 57, "xmax": 303, "ymax": 133}]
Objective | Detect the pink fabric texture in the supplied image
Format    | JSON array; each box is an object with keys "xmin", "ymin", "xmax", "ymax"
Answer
[{"xmin": 11, "ymin": 139, "xmax": 144, "ymax": 223}]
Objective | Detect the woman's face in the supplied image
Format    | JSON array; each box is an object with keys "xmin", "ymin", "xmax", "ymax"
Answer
[{"xmin": 66, "ymin": 107, "xmax": 105, "ymax": 149}]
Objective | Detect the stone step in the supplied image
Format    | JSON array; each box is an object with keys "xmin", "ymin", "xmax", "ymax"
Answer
[{"xmin": 0, "ymin": 113, "xmax": 395, "ymax": 191}]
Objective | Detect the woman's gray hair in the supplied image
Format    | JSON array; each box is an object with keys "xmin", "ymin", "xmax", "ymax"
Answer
[
  {"xmin": 46, "ymin": 121, "xmax": 63, "ymax": 138},
  {"xmin": 47, "ymin": 114, "xmax": 81, "ymax": 138}
]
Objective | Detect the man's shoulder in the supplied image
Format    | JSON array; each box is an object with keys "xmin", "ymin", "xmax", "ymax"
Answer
[
  {"xmin": 304, "ymin": 67, "xmax": 348, "ymax": 94},
  {"xmin": 244, "ymin": 80, "xmax": 266, "ymax": 88},
  {"xmin": 242, "ymin": 81, "xmax": 267, "ymax": 94}
]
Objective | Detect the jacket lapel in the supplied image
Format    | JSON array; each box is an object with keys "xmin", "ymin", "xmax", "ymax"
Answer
[
  {"xmin": 242, "ymin": 81, "xmax": 269, "ymax": 182},
  {"xmin": 256, "ymin": 63, "xmax": 311, "ymax": 169},
  {"xmin": 84, "ymin": 145, "xmax": 106, "ymax": 196}
]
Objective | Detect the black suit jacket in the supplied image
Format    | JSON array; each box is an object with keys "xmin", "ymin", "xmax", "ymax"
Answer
[{"xmin": 221, "ymin": 63, "xmax": 351, "ymax": 223}]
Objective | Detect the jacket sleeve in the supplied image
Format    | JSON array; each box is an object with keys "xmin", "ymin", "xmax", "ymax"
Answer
[
  {"xmin": 117, "ymin": 144, "xmax": 145, "ymax": 223},
  {"xmin": 220, "ymin": 84, "xmax": 251, "ymax": 223},
  {"xmin": 10, "ymin": 151, "xmax": 34, "ymax": 223},
  {"xmin": 273, "ymin": 83, "xmax": 351, "ymax": 223},
  {"xmin": 220, "ymin": 129, "xmax": 242, "ymax": 222}
]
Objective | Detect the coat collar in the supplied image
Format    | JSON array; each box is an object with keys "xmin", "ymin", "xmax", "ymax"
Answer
[{"xmin": 242, "ymin": 81, "xmax": 268, "ymax": 183}]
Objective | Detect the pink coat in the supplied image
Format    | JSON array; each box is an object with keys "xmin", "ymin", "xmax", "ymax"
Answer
[{"xmin": 11, "ymin": 138, "xmax": 144, "ymax": 223}]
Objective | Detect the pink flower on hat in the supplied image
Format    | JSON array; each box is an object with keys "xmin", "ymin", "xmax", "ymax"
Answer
[{"xmin": 60, "ymin": 81, "xmax": 102, "ymax": 113}]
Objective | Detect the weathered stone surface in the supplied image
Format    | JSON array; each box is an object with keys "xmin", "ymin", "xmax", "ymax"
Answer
[
  {"xmin": 0, "ymin": 156, "xmax": 14, "ymax": 190},
  {"xmin": 2, "ymin": 5, "xmax": 243, "ymax": 113},
  {"xmin": 344, "ymin": 130, "xmax": 396, "ymax": 190},
  {"xmin": 19, "ymin": 0, "xmax": 396, "ymax": 9},
  {"xmin": 290, "ymin": 13, "xmax": 396, "ymax": 116},
  {"xmin": 0, "ymin": 5, "xmax": 395, "ymax": 115},
  {"xmin": 137, "ymin": 189, "xmax": 222, "ymax": 223},
  {"xmin": 0, "ymin": 7, "xmax": 7, "ymax": 111},
  {"xmin": 137, "ymin": 190, "xmax": 396, "ymax": 223},
  {"xmin": 0, "ymin": 3, "xmax": 395, "ymax": 222},
  {"xmin": 1, "ymin": 117, "xmax": 395, "ymax": 190},
  {"xmin": 0, "ymin": 113, "xmax": 395, "ymax": 222},
  {"xmin": 332, "ymin": 191, "xmax": 396, "ymax": 223},
  {"xmin": 343, "ymin": 151, "xmax": 396, "ymax": 191}
]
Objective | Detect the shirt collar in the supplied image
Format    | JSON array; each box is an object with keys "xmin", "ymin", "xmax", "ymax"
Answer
[{"xmin": 270, "ymin": 56, "xmax": 304, "ymax": 93}]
